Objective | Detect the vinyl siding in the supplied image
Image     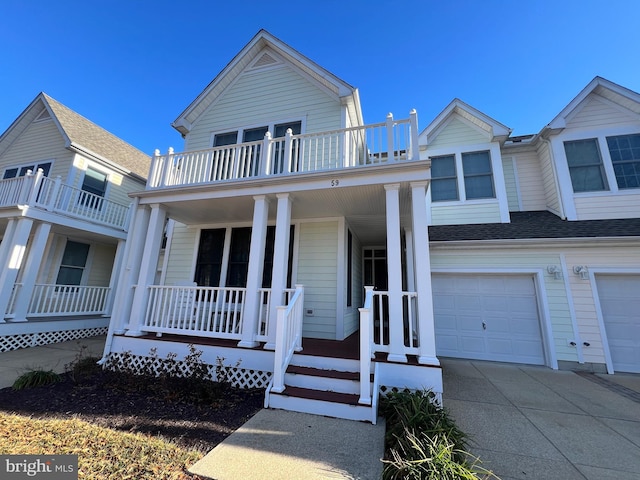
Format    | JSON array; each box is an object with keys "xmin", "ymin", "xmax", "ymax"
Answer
[
  {"xmin": 566, "ymin": 97, "xmax": 637, "ymax": 130},
  {"xmin": 428, "ymin": 117, "xmax": 488, "ymax": 149},
  {"xmin": 563, "ymin": 246, "xmax": 640, "ymax": 366},
  {"xmin": 574, "ymin": 193, "xmax": 640, "ymax": 220},
  {"xmin": 431, "ymin": 248, "xmax": 576, "ymax": 363},
  {"xmin": 502, "ymin": 156, "xmax": 520, "ymax": 211},
  {"xmin": 431, "ymin": 202, "xmax": 502, "ymax": 225},
  {"xmin": 0, "ymin": 118, "xmax": 72, "ymax": 179},
  {"xmin": 185, "ymin": 66, "xmax": 343, "ymax": 151},
  {"xmin": 163, "ymin": 223, "xmax": 198, "ymax": 285},
  {"xmin": 535, "ymin": 140, "xmax": 561, "ymax": 215},
  {"xmin": 296, "ymin": 220, "xmax": 338, "ymax": 339},
  {"xmin": 86, "ymin": 243, "xmax": 116, "ymax": 286},
  {"xmin": 512, "ymin": 150, "xmax": 547, "ymax": 211}
]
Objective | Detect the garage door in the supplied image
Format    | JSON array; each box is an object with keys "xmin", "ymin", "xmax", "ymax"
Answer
[
  {"xmin": 596, "ymin": 275, "xmax": 640, "ymax": 373},
  {"xmin": 433, "ymin": 274, "xmax": 545, "ymax": 365}
]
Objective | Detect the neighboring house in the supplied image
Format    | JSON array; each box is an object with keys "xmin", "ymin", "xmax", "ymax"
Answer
[
  {"xmin": 103, "ymin": 30, "xmax": 640, "ymax": 423},
  {"xmin": 0, "ymin": 93, "xmax": 150, "ymax": 352}
]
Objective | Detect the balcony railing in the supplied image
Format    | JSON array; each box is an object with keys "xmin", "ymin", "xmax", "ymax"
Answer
[
  {"xmin": 28, "ymin": 284, "xmax": 110, "ymax": 316},
  {"xmin": 148, "ymin": 111, "xmax": 420, "ymax": 189},
  {"xmin": 0, "ymin": 170, "xmax": 131, "ymax": 231}
]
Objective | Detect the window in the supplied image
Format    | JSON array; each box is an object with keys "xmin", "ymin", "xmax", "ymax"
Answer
[
  {"xmin": 213, "ymin": 131, "xmax": 238, "ymax": 147},
  {"xmin": 462, "ymin": 151, "xmax": 495, "ymax": 199},
  {"xmin": 56, "ymin": 241, "xmax": 90, "ymax": 285},
  {"xmin": 347, "ymin": 230, "xmax": 353, "ymax": 307},
  {"xmin": 80, "ymin": 167, "xmax": 108, "ymax": 208},
  {"xmin": 564, "ymin": 139, "xmax": 607, "ymax": 192},
  {"xmin": 607, "ymin": 134, "xmax": 640, "ymax": 190},
  {"xmin": 194, "ymin": 229, "xmax": 226, "ymax": 287},
  {"xmin": 430, "ymin": 155, "xmax": 458, "ymax": 201},
  {"xmin": 3, "ymin": 161, "xmax": 51, "ymax": 179}
]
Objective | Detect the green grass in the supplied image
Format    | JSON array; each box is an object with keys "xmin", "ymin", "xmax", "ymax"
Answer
[
  {"xmin": 12, "ymin": 369, "xmax": 62, "ymax": 390},
  {"xmin": 0, "ymin": 412, "xmax": 202, "ymax": 479}
]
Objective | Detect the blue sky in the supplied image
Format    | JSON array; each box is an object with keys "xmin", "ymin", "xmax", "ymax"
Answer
[{"xmin": 1, "ymin": 1, "xmax": 639, "ymax": 155}]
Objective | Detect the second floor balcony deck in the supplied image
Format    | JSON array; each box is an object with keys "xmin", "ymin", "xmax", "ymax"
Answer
[{"xmin": 148, "ymin": 112, "xmax": 420, "ymax": 190}]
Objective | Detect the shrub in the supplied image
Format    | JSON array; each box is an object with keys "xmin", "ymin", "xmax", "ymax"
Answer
[
  {"xmin": 380, "ymin": 389, "xmax": 498, "ymax": 480},
  {"xmin": 12, "ymin": 369, "xmax": 61, "ymax": 390}
]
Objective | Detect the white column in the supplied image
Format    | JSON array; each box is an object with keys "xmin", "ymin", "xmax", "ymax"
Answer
[
  {"xmin": 385, "ymin": 184, "xmax": 407, "ymax": 363},
  {"xmin": 0, "ymin": 218, "xmax": 34, "ymax": 322},
  {"xmin": 111, "ymin": 202, "xmax": 149, "ymax": 334},
  {"xmin": 12, "ymin": 222, "xmax": 52, "ymax": 322},
  {"xmin": 265, "ymin": 193, "xmax": 292, "ymax": 349},
  {"xmin": 125, "ymin": 204, "xmax": 166, "ymax": 336},
  {"xmin": 411, "ymin": 181, "xmax": 439, "ymax": 365},
  {"xmin": 239, "ymin": 195, "xmax": 270, "ymax": 348}
]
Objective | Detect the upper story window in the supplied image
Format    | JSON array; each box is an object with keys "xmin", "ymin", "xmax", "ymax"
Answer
[
  {"xmin": 564, "ymin": 133, "xmax": 640, "ymax": 192},
  {"xmin": 79, "ymin": 167, "xmax": 108, "ymax": 208},
  {"xmin": 564, "ymin": 139, "xmax": 607, "ymax": 192},
  {"xmin": 430, "ymin": 150, "xmax": 495, "ymax": 202},
  {"xmin": 212, "ymin": 121, "xmax": 302, "ymax": 147},
  {"xmin": 3, "ymin": 161, "xmax": 52, "ymax": 179},
  {"xmin": 431, "ymin": 155, "xmax": 458, "ymax": 201},
  {"xmin": 607, "ymin": 134, "xmax": 640, "ymax": 189}
]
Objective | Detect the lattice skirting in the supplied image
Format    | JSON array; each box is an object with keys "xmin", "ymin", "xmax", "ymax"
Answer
[
  {"xmin": 0, "ymin": 327, "xmax": 108, "ymax": 353},
  {"xmin": 104, "ymin": 351, "xmax": 272, "ymax": 390}
]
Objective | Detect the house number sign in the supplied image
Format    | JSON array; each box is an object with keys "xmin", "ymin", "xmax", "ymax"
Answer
[{"xmin": 331, "ymin": 179, "xmax": 339, "ymax": 186}]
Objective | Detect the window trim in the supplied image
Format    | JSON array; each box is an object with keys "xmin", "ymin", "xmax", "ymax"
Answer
[
  {"xmin": 428, "ymin": 148, "xmax": 496, "ymax": 203},
  {"xmin": 3, "ymin": 160, "xmax": 53, "ymax": 179},
  {"xmin": 430, "ymin": 154, "xmax": 459, "ymax": 202},
  {"xmin": 210, "ymin": 117, "xmax": 306, "ymax": 147}
]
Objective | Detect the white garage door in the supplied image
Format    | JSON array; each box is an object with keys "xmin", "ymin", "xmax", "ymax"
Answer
[
  {"xmin": 433, "ymin": 274, "xmax": 545, "ymax": 365},
  {"xmin": 596, "ymin": 275, "xmax": 640, "ymax": 374}
]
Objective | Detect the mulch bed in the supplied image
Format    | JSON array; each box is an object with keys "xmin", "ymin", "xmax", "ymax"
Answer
[{"xmin": 0, "ymin": 367, "xmax": 264, "ymax": 454}]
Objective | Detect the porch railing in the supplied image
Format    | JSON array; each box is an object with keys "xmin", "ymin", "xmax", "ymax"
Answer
[
  {"xmin": 0, "ymin": 170, "xmax": 131, "ymax": 231},
  {"xmin": 142, "ymin": 285, "xmax": 246, "ymax": 339},
  {"xmin": 270, "ymin": 284, "xmax": 304, "ymax": 394},
  {"xmin": 358, "ymin": 286, "xmax": 375, "ymax": 405},
  {"xmin": 256, "ymin": 287, "xmax": 296, "ymax": 342},
  {"xmin": 28, "ymin": 284, "xmax": 110, "ymax": 316},
  {"xmin": 148, "ymin": 112, "xmax": 420, "ymax": 189}
]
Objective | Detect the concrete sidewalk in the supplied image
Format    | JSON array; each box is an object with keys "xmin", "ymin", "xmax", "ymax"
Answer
[
  {"xmin": 0, "ymin": 336, "xmax": 106, "ymax": 388},
  {"xmin": 441, "ymin": 358, "xmax": 640, "ymax": 480},
  {"xmin": 189, "ymin": 409, "xmax": 385, "ymax": 480}
]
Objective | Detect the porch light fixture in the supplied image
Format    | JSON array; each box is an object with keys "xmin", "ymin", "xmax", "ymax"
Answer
[
  {"xmin": 546, "ymin": 265, "xmax": 562, "ymax": 280},
  {"xmin": 573, "ymin": 265, "xmax": 589, "ymax": 280}
]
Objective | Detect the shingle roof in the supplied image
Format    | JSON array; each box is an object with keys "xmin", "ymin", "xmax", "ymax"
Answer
[
  {"xmin": 429, "ymin": 211, "xmax": 640, "ymax": 242},
  {"xmin": 43, "ymin": 93, "xmax": 150, "ymax": 178}
]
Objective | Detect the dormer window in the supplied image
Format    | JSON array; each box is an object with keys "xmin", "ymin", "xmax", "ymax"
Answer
[
  {"xmin": 564, "ymin": 139, "xmax": 607, "ymax": 192},
  {"xmin": 607, "ymin": 134, "xmax": 640, "ymax": 189},
  {"xmin": 430, "ymin": 150, "xmax": 495, "ymax": 202}
]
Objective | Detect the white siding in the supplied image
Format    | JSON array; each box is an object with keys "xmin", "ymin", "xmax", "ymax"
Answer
[
  {"xmin": 535, "ymin": 140, "xmax": 562, "ymax": 215},
  {"xmin": 297, "ymin": 220, "xmax": 338, "ymax": 339},
  {"xmin": 163, "ymin": 223, "xmax": 198, "ymax": 285},
  {"xmin": 86, "ymin": 243, "xmax": 116, "ymax": 286},
  {"xmin": 574, "ymin": 193, "xmax": 640, "ymax": 220},
  {"xmin": 428, "ymin": 117, "xmax": 488, "ymax": 149},
  {"xmin": 566, "ymin": 97, "xmax": 637, "ymax": 130},
  {"xmin": 502, "ymin": 156, "xmax": 520, "ymax": 211},
  {"xmin": 512, "ymin": 150, "xmax": 547, "ymax": 211},
  {"xmin": 431, "ymin": 202, "xmax": 502, "ymax": 225},
  {"xmin": 0, "ymin": 119, "xmax": 72, "ymax": 179},
  {"xmin": 185, "ymin": 66, "xmax": 343, "ymax": 151}
]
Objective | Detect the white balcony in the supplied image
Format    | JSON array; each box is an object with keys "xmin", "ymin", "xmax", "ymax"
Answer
[
  {"xmin": 148, "ymin": 112, "xmax": 420, "ymax": 189},
  {"xmin": 0, "ymin": 170, "xmax": 131, "ymax": 231}
]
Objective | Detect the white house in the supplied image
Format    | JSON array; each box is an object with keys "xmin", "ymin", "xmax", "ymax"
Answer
[
  {"xmin": 103, "ymin": 30, "xmax": 640, "ymax": 422},
  {"xmin": 0, "ymin": 93, "xmax": 149, "ymax": 352}
]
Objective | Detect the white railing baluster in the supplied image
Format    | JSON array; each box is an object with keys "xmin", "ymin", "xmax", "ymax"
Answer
[{"xmin": 27, "ymin": 284, "xmax": 110, "ymax": 316}]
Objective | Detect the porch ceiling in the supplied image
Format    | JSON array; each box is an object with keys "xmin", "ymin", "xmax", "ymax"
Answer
[{"xmin": 160, "ymin": 182, "xmax": 419, "ymax": 245}]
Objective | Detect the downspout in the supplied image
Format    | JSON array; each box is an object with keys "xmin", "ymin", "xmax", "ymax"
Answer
[{"xmin": 98, "ymin": 196, "xmax": 140, "ymax": 365}]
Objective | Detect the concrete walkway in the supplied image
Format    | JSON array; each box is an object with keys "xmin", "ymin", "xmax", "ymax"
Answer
[
  {"xmin": 189, "ymin": 409, "xmax": 385, "ymax": 480},
  {"xmin": 0, "ymin": 336, "xmax": 106, "ymax": 388},
  {"xmin": 441, "ymin": 358, "xmax": 640, "ymax": 480}
]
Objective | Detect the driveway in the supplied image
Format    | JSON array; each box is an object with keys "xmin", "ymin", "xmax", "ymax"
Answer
[{"xmin": 441, "ymin": 358, "xmax": 640, "ymax": 480}]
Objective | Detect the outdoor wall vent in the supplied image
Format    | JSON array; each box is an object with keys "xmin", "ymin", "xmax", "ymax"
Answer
[{"xmin": 305, "ymin": 308, "xmax": 314, "ymax": 317}]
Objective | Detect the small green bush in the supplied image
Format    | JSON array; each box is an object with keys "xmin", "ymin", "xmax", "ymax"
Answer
[
  {"xmin": 380, "ymin": 389, "xmax": 498, "ymax": 480},
  {"xmin": 12, "ymin": 369, "xmax": 62, "ymax": 390}
]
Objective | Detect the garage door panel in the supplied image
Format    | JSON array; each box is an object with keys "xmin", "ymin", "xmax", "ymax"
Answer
[
  {"xmin": 434, "ymin": 274, "xmax": 545, "ymax": 365},
  {"xmin": 597, "ymin": 275, "xmax": 640, "ymax": 373}
]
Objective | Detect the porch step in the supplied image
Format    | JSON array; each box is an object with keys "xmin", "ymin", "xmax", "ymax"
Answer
[{"xmin": 268, "ymin": 386, "xmax": 374, "ymax": 423}]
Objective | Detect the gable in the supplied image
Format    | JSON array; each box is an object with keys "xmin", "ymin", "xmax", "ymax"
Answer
[
  {"xmin": 565, "ymin": 95, "xmax": 639, "ymax": 130},
  {"xmin": 185, "ymin": 63, "xmax": 343, "ymax": 151},
  {"xmin": 428, "ymin": 116, "xmax": 490, "ymax": 149}
]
